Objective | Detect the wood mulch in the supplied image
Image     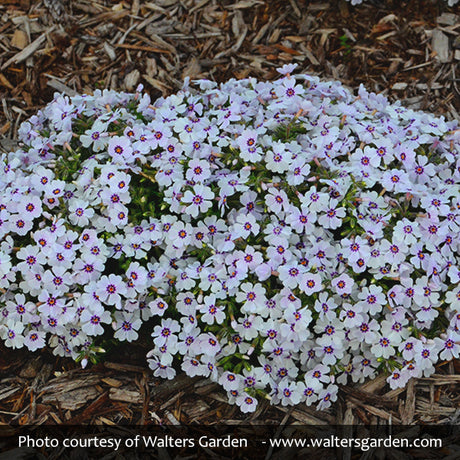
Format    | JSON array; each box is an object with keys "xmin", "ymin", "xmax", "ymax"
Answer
[{"xmin": 0, "ymin": 0, "xmax": 459, "ymax": 433}]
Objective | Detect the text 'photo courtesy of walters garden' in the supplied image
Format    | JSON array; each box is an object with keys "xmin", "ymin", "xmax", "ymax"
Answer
[{"xmin": 0, "ymin": 64, "xmax": 459, "ymax": 413}]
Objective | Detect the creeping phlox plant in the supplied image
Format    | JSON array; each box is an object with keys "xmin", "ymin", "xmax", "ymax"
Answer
[{"xmin": 1, "ymin": 64, "xmax": 460, "ymax": 413}]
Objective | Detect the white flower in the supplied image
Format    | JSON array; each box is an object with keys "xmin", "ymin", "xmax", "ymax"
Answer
[
  {"xmin": 232, "ymin": 212, "xmax": 260, "ymax": 239},
  {"xmin": 182, "ymin": 184, "xmax": 214, "ymax": 217},
  {"xmin": 413, "ymin": 340, "xmax": 440, "ymax": 377},
  {"xmin": 165, "ymin": 221, "xmax": 193, "ymax": 250},
  {"xmin": 194, "ymin": 332, "xmax": 221, "ymax": 356},
  {"xmin": 316, "ymin": 384, "xmax": 338, "ymax": 410},
  {"xmin": 80, "ymin": 119, "xmax": 109, "ymax": 151},
  {"xmin": 18, "ymin": 194, "xmax": 42, "ymax": 220},
  {"xmin": 152, "ymin": 318, "xmax": 180, "ymax": 347},
  {"xmin": 236, "ymin": 282, "xmax": 267, "ymax": 313},
  {"xmin": 96, "ymin": 274, "xmax": 127, "ymax": 308},
  {"xmin": 278, "ymin": 262, "xmax": 304, "ymax": 289},
  {"xmin": 186, "ymin": 159, "xmax": 211, "ymax": 182},
  {"xmin": 41, "ymin": 266, "xmax": 72, "ymax": 295},
  {"xmin": 265, "ymin": 188, "xmax": 289, "ymax": 214},
  {"xmin": 318, "ymin": 199, "xmax": 346, "ymax": 229},
  {"xmin": 386, "ymin": 369, "xmax": 410, "ymax": 390},
  {"xmin": 200, "ymin": 294, "xmax": 226, "ymax": 325},
  {"xmin": 371, "ymin": 335, "xmax": 396, "ymax": 359},
  {"xmin": 0, "ymin": 319, "xmax": 24, "ymax": 348},
  {"xmin": 113, "ymin": 311, "xmax": 142, "ymax": 342},
  {"xmin": 108, "ymin": 136, "xmax": 133, "ymax": 163},
  {"xmin": 276, "ymin": 63, "xmax": 298, "ymax": 75},
  {"xmin": 434, "ymin": 335, "xmax": 460, "ymax": 361},
  {"xmin": 236, "ymin": 393, "xmax": 258, "ymax": 413},
  {"xmin": 331, "ymin": 273, "xmax": 354, "ymax": 295},
  {"xmin": 125, "ymin": 261, "xmax": 148, "ymax": 293},
  {"xmin": 236, "ymin": 129, "xmax": 263, "ymax": 162},
  {"xmin": 23, "ymin": 330, "xmax": 46, "ymax": 351},
  {"xmin": 80, "ymin": 308, "xmax": 111, "ymax": 336},
  {"xmin": 149, "ymin": 297, "xmax": 169, "ymax": 317},
  {"xmin": 299, "ymin": 272, "xmax": 323, "ymax": 296},
  {"xmin": 277, "ymin": 379, "xmax": 303, "ymax": 406}
]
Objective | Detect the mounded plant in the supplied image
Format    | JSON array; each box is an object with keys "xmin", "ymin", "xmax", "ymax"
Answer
[{"xmin": 0, "ymin": 64, "xmax": 459, "ymax": 412}]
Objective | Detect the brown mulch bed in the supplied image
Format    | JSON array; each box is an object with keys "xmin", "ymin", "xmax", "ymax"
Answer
[{"xmin": 0, "ymin": 0, "xmax": 459, "ymax": 432}]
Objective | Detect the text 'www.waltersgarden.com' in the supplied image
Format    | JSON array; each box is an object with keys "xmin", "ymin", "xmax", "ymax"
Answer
[{"xmin": 262, "ymin": 435, "xmax": 442, "ymax": 452}]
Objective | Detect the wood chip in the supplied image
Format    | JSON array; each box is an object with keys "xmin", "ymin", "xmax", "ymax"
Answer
[
  {"xmin": 104, "ymin": 362, "xmax": 148, "ymax": 373},
  {"xmin": 46, "ymin": 79, "xmax": 78, "ymax": 97},
  {"xmin": 1, "ymin": 27, "xmax": 55, "ymax": 70},
  {"xmin": 101, "ymin": 377, "xmax": 123, "ymax": 388},
  {"xmin": 277, "ymin": 406, "xmax": 331, "ymax": 425},
  {"xmin": 418, "ymin": 374, "xmax": 460, "ymax": 385},
  {"xmin": 437, "ymin": 13, "xmax": 459, "ymax": 26},
  {"xmin": 124, "ymin": 69, "xmax": 140, "ymax": 91},
  {"xmin": 432, "ymin": 29, "xmax": 450, "ymax": 63},
  {"xmin": 103, "ymin": 41, "xmax": 117, "ymax": 61},
  {"xmin": 228, "ymin": 1, "xmax": 265, "ymax": 9},
  {"xmin": 0, "ymin": 73, "xmax": 14, "ymax": 90},
  {"xmin": 288, "ymin": 0, "xmax": 302, "ymax": 18},
  {"xmin": 392, "ymin": 82, "xmax": 408, "ymax": 90},
  {"xmin": 164, "ymin": 410, "xmax": 181, "ymax": 425},
  {"xmin": 0, "ymin": 122, "xmax": 11, "ymax": 135},
  {"xmin": 10, "ymin": 29, "xmax": 29, "ymax": 50},
  {"xmin": 142, "ymin": 74, "xmax": 171, "ymax": 94},
  {"xmin": 190, "ymin": 0, "xmax": 211, "ymax": 14},
  {"xmin": 115, "ymin": 43, "xmax": 171, "ymax": 54},
  {"xmin": 109, "ymin": 387, "xmax": 142, "ymax": 404},
  {"xmin": 0, "ymin": 385, "xmax": 20, "ymax": 402},
  {"xmin": 142, "ymin": 32, "xmax": 176, "ymax": 54},
  {"xmin": 399, "ymin": 379, "xmax": 416, "ymax": 424},
  {"xmin": 182, "ymin": 57, "xmax": 202, "ymax": 80},
  {"xmin": 41, "ymin": 386, "xmax": 100, "ymax": 411},
  {"xmin": 19, "ymin": 357, "xmax": 42, "ymax": 378}
]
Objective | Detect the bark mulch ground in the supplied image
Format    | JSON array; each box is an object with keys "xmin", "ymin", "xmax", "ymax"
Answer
[{"xmin": 0, "ymin": 0, "xmax": 459, "ymax": 444}]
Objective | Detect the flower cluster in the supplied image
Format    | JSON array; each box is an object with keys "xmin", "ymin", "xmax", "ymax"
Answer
[{"xmin": 0, "ymin": 64, "xmax": 459, "ymax": 413}]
